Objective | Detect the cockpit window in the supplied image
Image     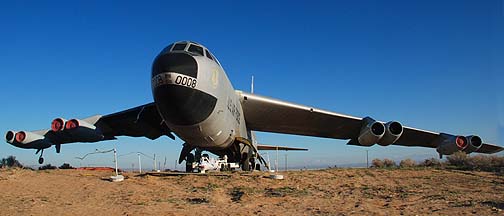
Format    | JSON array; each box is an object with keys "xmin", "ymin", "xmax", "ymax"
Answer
[
  {"xmin": 172, "ymin": 43, "xmax": 187, "ymax": 51},
  {"xmin": 205, "ymin": 50, "xmax": 214, "ymax": 60},
  {"xmin": 188, "ymin": 44, "xmax": 204, "ymax": 56}
]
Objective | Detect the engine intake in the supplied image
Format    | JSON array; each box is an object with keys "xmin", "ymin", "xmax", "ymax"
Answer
[
  {"xmin": 357, "ymin": 117, "xmax": 385, "ymax": 146},
  {"xmin": 463, "ymin": 135, "xmax": 483, "ymax": 153},
  {"xmin": 51, "ymin": 118, "xmax": 67, "ymax": 132},
  {"xmin": 5, "ymin": 130, "xmax": 16, "ymax": 143},
  {"xmin": 377, "ymin": 121, "xmax": 403, "ymax": 146}
]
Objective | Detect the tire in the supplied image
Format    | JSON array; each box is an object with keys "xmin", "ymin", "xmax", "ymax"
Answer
[
  {"xmin": 38, "ymin": 157, "xmax": 44, "ymax": 164},
  {"xmin": 242, "ymin": 157, "xmax": 251, "ymax": 171},
  {"xmin": 185, "ymin": 153, "xmax": 194, "ymax": 173}
]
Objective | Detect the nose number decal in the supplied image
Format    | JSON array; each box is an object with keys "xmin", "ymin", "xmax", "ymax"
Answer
[{"xmin": 152, "ymin": 72, "xmax": 197, "ymax": 89}]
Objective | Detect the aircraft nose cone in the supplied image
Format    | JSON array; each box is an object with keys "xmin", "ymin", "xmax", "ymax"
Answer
[
  {"xmin": 151, "ymin": 52, "xmax": 217, "ymax": 126},
  {"xmin": 152, "ymin": 52, "xmax": 198, "ymax": 79}
]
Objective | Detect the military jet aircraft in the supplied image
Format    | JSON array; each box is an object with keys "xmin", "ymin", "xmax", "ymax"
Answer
[{"xmin": 5, "ymin": 41, "xmax": 502, "ymax": 171}]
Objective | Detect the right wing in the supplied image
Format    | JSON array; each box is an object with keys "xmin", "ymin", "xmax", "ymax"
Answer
[{"xmin": 7, "ymin": 102, "xmax": 174, "ymax": 149}]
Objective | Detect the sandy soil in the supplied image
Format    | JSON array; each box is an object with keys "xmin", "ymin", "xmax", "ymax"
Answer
[{"xmin": 0, "ymin": 168, "xmax": 503, "ymax": 215}]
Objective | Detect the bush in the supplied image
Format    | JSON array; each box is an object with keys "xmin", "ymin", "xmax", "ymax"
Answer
[
  {"xmin": 419, "ymin": 158, "xmax": 442, "ymax": 167},
  {"xmin": 0, "ymin": 156, "xmax": 24, "ymax": 168},
  {"xmin": 399, "ymin": 158, "xmax": 416, "ymax": 168},
  {"xmin": 383, "ymin": 158, "xmax": 397, "ymax": 168},
  {"xmin": 58, "ymin": 163, "xmax": 74, "ymax": 169},
  {"xmin": 371, "ymin": 159, "xmax": 384, "ymax": 168},
  {"xmin": 39, "ymin": 164, "xmax": 57, "ymax": 170},
  {"xmin": 446, "ymin": 151, "xmax": 468, "ymax": 167}
]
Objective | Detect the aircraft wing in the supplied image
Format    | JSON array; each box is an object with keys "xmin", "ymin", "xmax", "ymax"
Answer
[
  {"xmin": 239, "ymin": 92, "xmax": 503, "ymax": 154},
  {"xmin": 95, "ymin": 102, "xmax": 174, "ymax": 140},
  {"xmin": 7, "ymin": 102, "xmax": 174, "ymax": 149}
]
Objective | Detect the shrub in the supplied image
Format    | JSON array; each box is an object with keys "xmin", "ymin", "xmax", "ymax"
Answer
[
  {"xmin": 419, "ymin": 158, "xmax": 442, "ymax": 167},
  {"xmin": 0, "ymin": 156, "xmax": 24, "ymax": 168},
  {"xmin": 446, "ymin": 151, "xmax": 468, "ymax": 167},
  {"xmin": 399, "ymin": 158, "xmax": 416, "ymax": 168},
  {"xmin": 58, "ymin": 163, "xmax": 74, "ymax": 169},
  {"xmin": 39, "ymin": 164, "xmax": 57, "ymax": 170},
  {"xmin": 371, "ymin": 159, "xmax": 384, "ymax": 168},
  {"xmin": 383, "ymin": 158, "xmax": 397, "ymax": 168}
]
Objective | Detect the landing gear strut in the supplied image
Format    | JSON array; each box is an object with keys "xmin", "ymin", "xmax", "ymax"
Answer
[
  {"xmin": 36, "ymin": 149, "xmax": 45, "ymax": 164},
  {"xmin": 242, "ymin": 153, "xmax": 251, "ymax": 171},
  {"xmin": 185, "ymin": 153, "xmax": 195, "ymax": 172}
]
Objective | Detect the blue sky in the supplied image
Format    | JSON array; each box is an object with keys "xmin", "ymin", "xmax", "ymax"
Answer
[{"xmin": 0, "ymin": 1, "xmax": 502, "ymax": 169}]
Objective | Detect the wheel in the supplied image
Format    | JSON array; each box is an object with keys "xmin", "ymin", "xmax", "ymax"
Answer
[
  {"xmin": 38, "ymin": 157, "xmax": 44, "ymax": 164},
  {"xmin": 185, "ymin": 153, "xmax": 195, "ymax": 172},
  {"xmin": 242, "ymin": 157, "xmax": 251, "ymax": 171},
  {"xmin": 255, "ymin": 163, "xmax": 261, "ymax": 171}
]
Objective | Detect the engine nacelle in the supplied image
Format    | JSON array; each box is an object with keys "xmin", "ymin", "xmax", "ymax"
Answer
[
  {"xmin": 63, "ymin": 118, "xmax": 103, "ymax": 142},
  {"xmin": 51, "ymin": 118, "xmax": 67, "ymax": 132},
  {"xmin": 377, "ymin": 121, "xmax": 403, "ymax": 146},
  {"xmin": 463, "ymin": 135, "xmax": 483, "ymax": 153},
  {"xmin": 5, "ymin": 130, "xmax": 53, "ymax": 149},
  {"xmin": 357, "ymin": 117, "xmax": 385, "ymax": 146},
  {"xmin": 65, "ymin": 118, "xmax": 96, "ymax": 130},
  {"xmin": 436, "ymin": 134, "xmax": 468, "ymax": 155},
  {"xmin": 5, "ymin": 130, "xmax": 17, "ymax": 143},
  {"xmin": 15, "ymin": 131, "xmax": 45, "ymax": 144}
]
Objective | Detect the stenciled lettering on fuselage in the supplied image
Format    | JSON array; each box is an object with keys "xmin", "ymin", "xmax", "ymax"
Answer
[
  {"xmin": 151, "ymin": 72, "xmax": 197, "ymax": 89},
  {"xmin": 227, "ymin": 97, "xmax": 241, "ymax": 125}
]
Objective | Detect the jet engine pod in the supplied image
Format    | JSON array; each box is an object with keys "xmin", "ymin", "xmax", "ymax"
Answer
[
  {"xmin": 357, "ymin": 117, "xmax": 385, "ymax": 146},
  {"xmin": 64, "ymin": 118, "xmax": 103, "ymax": 142},
  {"xmin": 14, "ymin": 131, "xmax": 45, "ymax": 144},
  {"xmin": 65, "ymin": 118, "xmax": 96, "ymax": 130},
  {"xmin": 5, "ymin": 130, "xmax": 16, "ymax": 143},
  {"xmin": 377, "ymin": 121, "xmax": 403, "ymax": 146},
  {"xmin": 6, "ymin": 131, "xmax": 52, "ymax": 149},
  {"xmin": 463, "ymin": 135, "xmax": 483, "ymax": 153},
  {"xmin": 51, "ymin": 118, "xmax": 67, "ymax": 132},
  {"xmin": 436, "ymin": 134, "xmax": 468, "ymax": 156}
]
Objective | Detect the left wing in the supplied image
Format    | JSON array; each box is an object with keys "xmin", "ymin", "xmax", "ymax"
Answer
[{"xmin": 239, "ymin": 92, "xmax": 503, "ymax": 155}]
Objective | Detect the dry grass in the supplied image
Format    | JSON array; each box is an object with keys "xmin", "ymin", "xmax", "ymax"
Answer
[{"xmin": 0, "ymin": 167, "xmax": 503, "ymax": 215}]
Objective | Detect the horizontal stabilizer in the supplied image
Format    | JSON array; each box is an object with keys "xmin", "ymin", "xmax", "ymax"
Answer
[{"xmin": 257, "ymin": 144, "xmax": 308, "ymax": 151}]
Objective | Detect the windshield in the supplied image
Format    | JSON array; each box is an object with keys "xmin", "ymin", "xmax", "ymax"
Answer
[{"xmin": 188, "ymin": 44, "xmax": 204, "ymax": 56}]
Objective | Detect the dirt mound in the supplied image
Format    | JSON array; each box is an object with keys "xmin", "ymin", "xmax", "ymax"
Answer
[{"xmin": 0, "ymin": 168, "xmax": 502, "ymax": 215}]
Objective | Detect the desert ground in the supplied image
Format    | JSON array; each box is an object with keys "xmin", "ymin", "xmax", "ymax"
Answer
[{"xmin": 0, "ymin": 168, "xmax": 503, "ymax": 215}]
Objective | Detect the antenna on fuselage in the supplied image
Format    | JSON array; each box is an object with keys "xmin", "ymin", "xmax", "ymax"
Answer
[{"xmin": 251, "ymin": 75, "xmax": 254, "ymax": 93}]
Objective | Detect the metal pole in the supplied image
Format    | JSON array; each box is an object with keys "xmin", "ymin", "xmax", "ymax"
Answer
[
  {"xmin": 163, "ymin": 157, "xmax": 167, "ymax": 171},
  {"xmin": 138, "ymin": 153, "xmax": 142, "ymax": 173},
  {"xmin": 276, "ymin": 146, "xmax": 279, "ymax": 172},
  {"xmin": 366, "ymin": 150, "xmax": 369, "ymax": 168},
  {"xmin": 153, "ymin": 154, "xmax": 156, "ymax": 171},
  {"xmin": 114, "ymin": 148, "xmax": 118, "ymax": 176},
  {"xmin": 284, "ymin": 154, "xmax": 287, "ymax": 171}
]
